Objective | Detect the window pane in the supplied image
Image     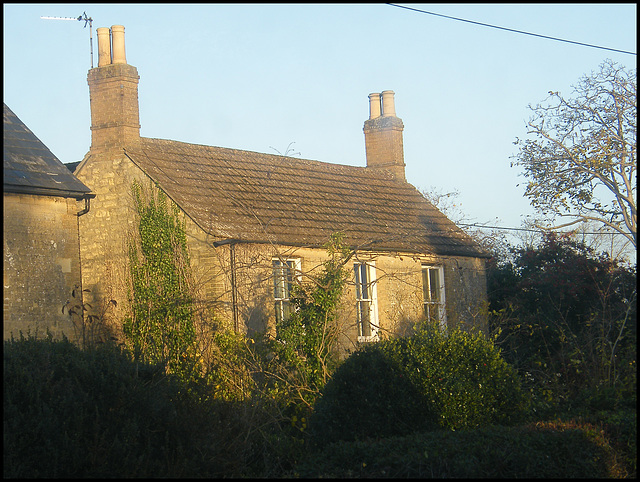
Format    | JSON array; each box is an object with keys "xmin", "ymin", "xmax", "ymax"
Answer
[
  {"xmin": 429, "ymin": 268, "xmax": 440, "ymax": 302},
  {"xmin": 354, "ymin": 264, "xmax": 361, "ymax": 299},
  {"xmin": 273, "ymin": 267, "xmax": 283, "ymax": 298},
  {"xmin": 274, "ymin": 260, "xmax": 296, "ymax": 324},
  {"xmin": 275, "ymin": 299, "xmax": 292, "ymax": 324},
  {"xmin": 422, "ymin": 268, "xmax": 430, "ymax": 301},
  {"xmin": 355, "ymin": 263, "xmax": 369, "ymax": 300},
  {"xmin": 355, "ymin": 263, "xmax": 376, "ymax": 338},
  {"xmin": 273, "ymin": 260, "xmax": 294, "ymax": 299},
  {"xmin": 361, "ymin": 264, "xmax": 369, "ymax": 299},
  {"xmin": 423, "ymin": 266, "xmax": 446, "ymax": 325},
  {"xmin": 284, "ymin": 261, "xmax": 293, "ymax": 296},
  {"xmin": 358, "ymin": 300, "xmax": 371, "ymax": 337}
]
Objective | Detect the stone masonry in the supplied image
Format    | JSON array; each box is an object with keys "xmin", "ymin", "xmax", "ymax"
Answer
[{"xmin": 4, "ymin": 194, "xmax": 84, "ymax": 341}]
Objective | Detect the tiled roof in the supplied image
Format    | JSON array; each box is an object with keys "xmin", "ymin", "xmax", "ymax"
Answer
[
  {"xmin": 124, "ymin": 137, "xmax": 489, "ymax": 258},
  {"xmin": 3, "ymin": 104, "xmax": 93, "ymax": 198}
]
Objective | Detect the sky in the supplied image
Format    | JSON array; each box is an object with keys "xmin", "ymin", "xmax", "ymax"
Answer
[{"xmin": 3, "ymin": 3, "xmax": 637, "ymax": 237}]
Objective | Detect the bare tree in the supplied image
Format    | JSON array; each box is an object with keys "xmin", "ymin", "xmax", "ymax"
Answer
[{"xmin": 513, "ymin": 59, "xmax": 636, "ymax": 248}]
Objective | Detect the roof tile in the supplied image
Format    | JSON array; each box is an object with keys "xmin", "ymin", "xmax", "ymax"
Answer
[{"xmin": 124, "ymin": 137, "xmax": 489, "ymax": 257}]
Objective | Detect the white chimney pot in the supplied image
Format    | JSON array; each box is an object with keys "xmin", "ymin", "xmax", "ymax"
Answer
[
  {"xmin": 96, "ymin": 27, "xmax": 111, "ymax": 66},
  {"xmin": 111, "ymin": 25, "xmax": 127, "ymax": 64}
]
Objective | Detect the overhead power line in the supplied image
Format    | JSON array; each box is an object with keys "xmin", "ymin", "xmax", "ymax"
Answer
[
  {"xmin": 387, "ymin": 3, "xmax": 636, "ymax": 56},
  {"xmin": 457, "ymin": 222, "xmax": 629, "ymax": 236}
]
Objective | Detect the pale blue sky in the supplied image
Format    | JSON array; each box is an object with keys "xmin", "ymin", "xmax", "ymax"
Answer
[{"xmin": 4, "ymin": 3, "xmax": 637, "ymax": 233}]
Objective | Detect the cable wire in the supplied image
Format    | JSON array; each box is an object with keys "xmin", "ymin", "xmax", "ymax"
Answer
[
  {"xmin": 387, "ymin": 3, "xmax": 636, "ymax": 56},
  {"xmin": 457, "ymin": 222, "xmax": 629, "ymax": 236}
]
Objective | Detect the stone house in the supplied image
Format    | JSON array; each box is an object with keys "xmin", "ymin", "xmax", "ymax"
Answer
[
  {"xmin": 73, "ymin": 25, "xmax": 490, "ymax": 353},
  {"xmin": 4, "ymin": 103, "xmax": 95, "ymax": 342}
]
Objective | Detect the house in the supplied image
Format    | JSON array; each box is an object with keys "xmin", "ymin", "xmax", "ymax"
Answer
[
  {"xmin": 3, "ymin": 103, "xmax": 95, "ymax": 342},
  {"xmin": 73, "ymin": 25, "xmax": 490, "ymax": 353}
]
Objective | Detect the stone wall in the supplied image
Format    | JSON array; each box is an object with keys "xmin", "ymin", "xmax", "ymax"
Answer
[
  {"xmin": 74, "ymin": 150, "xmax": 150, "ymax": 338},
  {"xmin": 442, "ymin": 255, "xmax": 488, "ymax": 332},
  {"xmin": 3, "ymin": 193, "xmax": 84, "ymax": 341}
]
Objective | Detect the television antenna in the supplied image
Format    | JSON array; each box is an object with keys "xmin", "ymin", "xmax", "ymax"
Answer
[{"xmin": 41, "ymin": 12, "xmax": 94, "ymax": 68}]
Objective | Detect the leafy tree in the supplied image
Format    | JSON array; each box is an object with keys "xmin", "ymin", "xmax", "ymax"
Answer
[
  {"xmin": 513, "ymin": 59, "xmax": 636, "ymax": 248},
  {"xmin": 488, "ymin": 233, "xmax": 636, "ymax": 407},
  {"xmin": 123, "ymin": 181, "xmax": 198, "ymax": 381}
]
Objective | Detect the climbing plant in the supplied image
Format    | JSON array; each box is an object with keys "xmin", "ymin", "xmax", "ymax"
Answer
[
  {"xmin": 123, "ymin": 180, "xmax": 197, "ymax": 381},
  {"xmin": 269, "ymin": 232, "xmax": 352, "ymax": 407}
]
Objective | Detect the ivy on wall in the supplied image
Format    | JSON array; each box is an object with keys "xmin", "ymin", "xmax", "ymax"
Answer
[
  {"xmin": 123, "ymin": 180, "xmax": 197, "ymax": 380},
  {"xmin": 270, "ymin": 232, "xmax": 352, "ymax": 406}
]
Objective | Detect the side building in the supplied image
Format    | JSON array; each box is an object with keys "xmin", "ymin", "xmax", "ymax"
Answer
[{"xmin": 4, "ymin": 103, "xmax": 95, "ymax": 342}]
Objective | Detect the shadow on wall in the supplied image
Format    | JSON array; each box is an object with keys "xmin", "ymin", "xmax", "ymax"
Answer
[{"xmin": 62, "ymin": 284, "xmax": 120, "ymax": 348}]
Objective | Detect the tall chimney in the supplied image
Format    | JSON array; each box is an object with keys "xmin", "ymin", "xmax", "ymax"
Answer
[
  {"xmin": 363, "ymin": 90, "xmax": 406, "ymax": 181},
  {"xmin": 87, "ymin": 25, "xmax": 140, "ymax": 152}
]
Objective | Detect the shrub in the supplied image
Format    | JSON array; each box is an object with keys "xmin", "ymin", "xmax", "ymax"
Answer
[
  {"xmin": 297, "ymin": 420, "xmax": 623, "ymax": 478},
  {"xmin": 3, "ymin": 335, "xmax": 232, "ymax": 477},
  {"xmin": 309, "ymin": 324, "xmax": 529, "ymax": 446},
  {"xmin": 488, "ymin": 233, "xmax": 637, "ymax": 405}
]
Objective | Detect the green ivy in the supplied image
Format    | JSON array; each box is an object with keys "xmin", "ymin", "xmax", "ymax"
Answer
[
  {"xmin": 123, "ymin": 181, "xmax": 197, "ymax": 381},
  {"xmin": 269, "ymin": 232, "xmax": 351, "ymax": 407}
]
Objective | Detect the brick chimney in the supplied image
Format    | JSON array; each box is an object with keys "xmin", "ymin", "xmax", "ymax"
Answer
[
  {"xmin": 363, "ymin": 90, "xmax": 406, "ymax": 181},
  {"xmin": 87, "ymin": 25, "xmax": 140, "ymax": 152}
]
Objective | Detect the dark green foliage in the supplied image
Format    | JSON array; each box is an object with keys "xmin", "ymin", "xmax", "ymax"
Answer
[
  {"xmin": 2, "ymin": 334, "xmax": 299, "ymax": 478},
  {"xmin": 4, "ymin": 335, "xmax": 192, "ymax": 477},
  {"xmin": 488, "ymin": 232, "xmax": 637, "ymax": 409},
  {"xmin": 297, "ymin": 420, "xmax": 627, "ymax": 478},
  {"xmin": 309, "ymin": 344, "xmax": 430, "ymax": 444},
  {"xmin": 123, "ymin": 180, "xmax": 197, "ymax": 381},
  {"xmin": 309, "ymin": 325, "xmax": 529, "ymax": 446}
]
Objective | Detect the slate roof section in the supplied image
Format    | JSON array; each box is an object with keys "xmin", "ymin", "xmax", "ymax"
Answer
[
  {"xmin": 3, "ymin": 103, "xmax": 93, "ymax": 198},
  {"xmin": 124, "ymin": 137, "xmax": 489, "ymax": 258}
]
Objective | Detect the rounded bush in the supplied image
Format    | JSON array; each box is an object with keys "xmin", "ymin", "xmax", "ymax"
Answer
[
  {"xmin": 3, "ymin": 335, "xmax": 213, "ymax": 477},
  {"xmin": 309, "ymin": 326, "xmax": 529, "ymax": 446}
]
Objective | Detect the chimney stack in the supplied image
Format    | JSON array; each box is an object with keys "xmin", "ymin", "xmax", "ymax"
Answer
[
  {"xmin": 363, "ymin": 90, "xmax": 406, "ymax": 181},
  {"xmin": 87, "ymin": 25, "xmax": 140, "ymax": 152}
]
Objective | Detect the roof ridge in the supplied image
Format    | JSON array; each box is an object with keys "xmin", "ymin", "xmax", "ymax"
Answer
[{"xmin": 137, "ymin": 136, "xmax": 389, "ymax": 176}]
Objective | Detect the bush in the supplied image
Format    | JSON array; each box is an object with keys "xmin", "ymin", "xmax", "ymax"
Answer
[
  {"xmin": 3, "ymin": 335, "xmax": 235, "ymax": 477},
  {"xmin": 297, "ymin": 420, "xmax": 624, "ymax": 478},
  {"xmin": 488, "ymin": 233, "xmax": 637, "ymax": 404},
  {"xmin": 308, "ymin": 325, "xmax": 529, "ymax": 446}
]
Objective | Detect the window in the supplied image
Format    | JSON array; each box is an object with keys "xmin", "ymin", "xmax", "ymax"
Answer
[
  {"xmin": 422, "ymin": 265, "xmax": 446, "ymax": 329},
  {"xmin": 273, "ymin": 258, "xmax": 300, "ymax": 324},
  {"xmin": 354, "ymin": 261, "xmax": 378, "ymax": 341}
]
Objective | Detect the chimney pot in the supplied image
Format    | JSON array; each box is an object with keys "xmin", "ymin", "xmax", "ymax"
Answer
[
  {"xmin": 111, "ymin": 25, "xmax": 127, "ymax": 64},
  {"xmin": 96, "ymin": 27, "xmax": 111, "ymax": 66},
  {"xmin": 368, "ymin": 93, "xmax": 381, "ymax": 119},
  {"xmin": 381, "ymin": 90, "xmax": 396, "ymax": 117}
]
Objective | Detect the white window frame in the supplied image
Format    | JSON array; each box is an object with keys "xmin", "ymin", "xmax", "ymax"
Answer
[
  {"xmin": 354, "ymin": 261, "xmax": 379, "ymax": 342},
  {"xmin": 272, "ymin": 258, "xmax": 301, "ymax": 325},
  {"xmin": 422, "ymin": 265, "xmax": 447, "ymax": 330}
]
